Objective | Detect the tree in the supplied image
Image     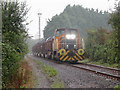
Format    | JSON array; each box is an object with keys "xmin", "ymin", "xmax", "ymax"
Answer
[
  {"xmin": 43, "ymin": 5, "xmax": 110, "ymax": 39},
  {"xmin": 85, "ymin": 1, "xmax": 120, "ymax": 67},
  {"xmin": 2, "ymin": 1, "xmax": 29, "ymax": 87},
  {"xmin": 108, "ymin": 2, "xmax": 120, "ymax": 65},
  {"xmin": 85, "ymin": 28, "xmax": 108, "ymax": 61}
]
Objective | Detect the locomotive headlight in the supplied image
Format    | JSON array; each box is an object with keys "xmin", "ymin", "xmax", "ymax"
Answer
[
  {"xmin": 66, "ymin": 45, "xmax": 68, "ymax": 48},
  {"xmin": 71, "ymin": 34, "xmax": 76, "ymax": 39},
  {"xmin": 66, "ymin": 34, "xmax": 76, "ymax": 39},
  {"xmin": 66, "ymin": 34, "xmax": 71, "ymax": 39},
  {"xmin": 74, "ymin": 45, "xmax": 76, "ymax": 48}
]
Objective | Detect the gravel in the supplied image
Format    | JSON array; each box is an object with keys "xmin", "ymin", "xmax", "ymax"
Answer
[
  {"xmin": 28, "ymin": 54, "xmax": 120, "ymax": 88},
  {"xmin": 25, "ymin": 56, "xmax": 50, "ymax": 88},
  {"xmin": 73, "ymin": 64, "xmax": 120, "ymax": 76}
]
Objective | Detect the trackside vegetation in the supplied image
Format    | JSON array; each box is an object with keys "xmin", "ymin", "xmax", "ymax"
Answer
[
  {"xmin": 43, "ymin": 5, "xmax": 110, "ymax": 39},
  {"xmin": 35, "ymin": 60, "xmax": 57, "ymax": 77},
  {"xmin": 114, "ymin": 85, "xmax": 120, "ymax": 90},
  {"xmin": 34, "ymin": 59, "xmax": 63, "ymax": 88},
  {"xmin": 2, "ymin": 1, "xmax": 29, "ymax": 87},
  {"xmin": 85, "ymin": 3, "xmax": 120, "ymax": 68}
]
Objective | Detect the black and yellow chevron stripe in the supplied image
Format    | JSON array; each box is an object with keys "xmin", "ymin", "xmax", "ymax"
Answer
[{"xmin": 57, "ymin": 49, "xmax": 85, "ymax": 62}]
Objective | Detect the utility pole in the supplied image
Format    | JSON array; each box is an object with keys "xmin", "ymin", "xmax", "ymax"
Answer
[{"xmin": 38, "ymin": 13, "xmax": 42, "ymax": 40}]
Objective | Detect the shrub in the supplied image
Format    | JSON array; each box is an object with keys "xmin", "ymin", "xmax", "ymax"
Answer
[{"xmin": 2, "ymin": 1, "xmax": 29, "ymax": 87}]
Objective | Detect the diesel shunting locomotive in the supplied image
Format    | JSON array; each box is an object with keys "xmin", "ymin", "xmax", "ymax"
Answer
[{"xmin": 32, "ymin": 28, "xmax": 85, "ymax": 63}]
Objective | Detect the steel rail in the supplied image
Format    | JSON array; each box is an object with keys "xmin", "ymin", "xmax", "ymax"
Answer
[
  {"xmin": 72, "ymin": 64, "xmax": 120, "ymax": 81},
  {"xmin": 78, "ymin": 62, "xmax": 120, "ymax": 72},
  {"xmin": 30, "ymin": 54, "xmax": 120, "ymax": 81}
]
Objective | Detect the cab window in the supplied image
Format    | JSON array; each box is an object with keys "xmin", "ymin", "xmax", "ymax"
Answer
[
  {"xmin": 71, "ymin": 30, "xmax": 77, "ymax": 35},
  {"xmin": 66, "ymin": 29, "xmax": 77, "ymax": 35},
  {"xmin": 56, "ymin": 31, "xmax": 59, "ymax": 37},
  {"xmin": 56, "ymin": 30, "xmax": 64, "ymax": 37}
]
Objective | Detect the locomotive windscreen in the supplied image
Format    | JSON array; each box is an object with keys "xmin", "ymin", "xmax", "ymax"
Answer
[
  {"xmin": 56, "ymin": 30, "xmax": 65, "ymax": 37},
  {"xmin": 65, "ymin": 29, "xmax": 77, "ymax": 49},
  {"xmin": 56, "ymin": 29, "xmax": 78, "ymax": 49}
]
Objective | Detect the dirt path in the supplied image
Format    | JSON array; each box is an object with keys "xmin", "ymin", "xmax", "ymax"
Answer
[{"xmin": 25, "ymin": 56, "xmax": 50, "ymax": 88}]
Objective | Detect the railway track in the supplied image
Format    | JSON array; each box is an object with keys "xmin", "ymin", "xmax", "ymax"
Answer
[
  {"xmin": 71, "ymin": 62, "xmax": 120, "ymax": 81},
  {"xmin": 30, "ymin": 54, "xmax": 120, "ymax": 81}
]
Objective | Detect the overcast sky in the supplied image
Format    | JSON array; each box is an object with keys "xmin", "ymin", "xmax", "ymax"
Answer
[{"xmin": 19, "ymin": 0, "xmax": 117, "ymax": 39}]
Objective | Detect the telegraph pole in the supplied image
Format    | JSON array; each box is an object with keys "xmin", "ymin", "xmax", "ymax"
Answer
[{"xmin": 38, "ymin": 13, "xmax": 42, "ymax": 40}]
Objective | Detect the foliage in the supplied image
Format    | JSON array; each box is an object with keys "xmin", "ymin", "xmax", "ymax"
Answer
[
  {"xmin": 114, "ymin": 85, "xmax": 120, "ymax": 90},
  {"xmin": 9, "ymin": 60, "xmax": 33, "ymax": 88},
  {"xmin": 85, "ymin": 26, "xmax": 120, "ymax": 66},
  {"xmin": 33, "ymin": 59, "xmax": 63, "ymax": 88},
  {"xmin": 26, "ymin": 38, "xmax": 40, "ymax": 52},
  {"xmin": 43, "ymin": 5, "xmax": 111, "ymax": 39},
  {"xmin": 43, "ymin": 65, "xmax": 57, "ymax": 77},
  {"xmin": 34, "ymin": 59, "xmax": 57, "ymax": 77},
  {"xmin": 108, "ymin": 3, "xmax": 120, "ymax": 66},
  {"xmin": 50, "ymin": 80, "xmax": 63, "ymax": 88},
  {"xmin": 85, "ymin": 28, "xmax": 107, "ymax": 61},
  {"xmin": 85, "ymin": 2, "xmax": 120, "ymax": 67},
  {"xmin": 2, "ymin": 1, "xmax": 29, "ymax": 87},
  {"xmin": 79, "ymin": 59, "xmax": 119, "ymax": 68}
]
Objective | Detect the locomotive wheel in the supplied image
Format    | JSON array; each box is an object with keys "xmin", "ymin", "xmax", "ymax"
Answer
[
  {"xmin": 70, "ymin": 61, "xmax": 78, "ymax": 64},
  {"xmin": 56, "ymin": 60, "xmax": 63, "ymax": 64},
  {"xmin": 43, "ymin": 54, "xmax": 45, "ymax": 58},
  {"xmin": 47, "ymin": 53, "xmax": 50, "ymax": 59},
  {"xmin": 45, "ymin": 54, "xmax": 48, "ymax": 58},
  {"xmin": 51, "ymin": 54, "xmax": 54, "ymax": 60},
  {"xmin": 40, "ymin": 54, "xmax": 41, "ymax": 57},
  {"xmin": 51, "ymin": 54, "xmax": 56, "ymax": 60},
  {"xmin": 41, "ymin": 54, "xmax": 44, "ymax": 58}
]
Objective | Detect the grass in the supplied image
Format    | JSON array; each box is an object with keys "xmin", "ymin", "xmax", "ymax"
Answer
[
  {"xmin": 79, "ymin": 58, "xmax": 89, "ymax": 63},
  {"xmin": 0, "ymin": 58, "xmax": 1, "ymax": 88},
  {"xmin": 50, "ymin": 80, "xmax": 63, "ymax": 88},
  {"xmin": 8, "ymin": 60, "xmax": 33, "ymax": 88},
  {"xmin": 34, "ymin": 60, "xmax": 43, "ymax": 65},
  {"xmin": 0, "ymin": 76, "xmax": 1, "ymax": 88},
  {"xmin": 79, "ymin": 58, "xmax": 120, "ymax": 69},
  {"xmin": 34, "ymin": 60, "xmax": 57, "ymax": 77},
  {"xmin": 43, "ymin": 65, "xmax": 57, "ymax": 77},
  {"xmin": 34, "ymin": 59, "xmax": 63, "ymax": 88},
  {"xmin": 114, "ymin": 85, "xmax": 120, "ymax": 90}
]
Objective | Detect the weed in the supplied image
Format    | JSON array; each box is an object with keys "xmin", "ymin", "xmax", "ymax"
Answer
[
  {"xmin": 33, "ymin": 59, "xmax": 63, "ymax": 88},
  {"xmin": 8, "ymin": 60, "xmax": 33, "ymax": 88},
  {"xmin": 43, "ymin": 66, "xmax": 57, "ymax": 77},
  {"xmin": 50, "ymin": 80, "xmax": 63, "ymax": 88},
  {"xmin": 35, "ymin": 60, "xmax": 42, "ymax": 65},
  {"xmin": 20, "ymin": 85, "xmax": 24, "ymax": 88},
  {"xmin": 22, "ymin": 80, "xmax": 26, "ymax": 85},
  {"xmin": 34, "ymin": 60, "xmax": 57, "ymax": 77},
  {"xmin": 29, "ymin": 70, "xmax": 32, "ymax": 75},
  {"xmin": 79, "ymin": 59, "xmax": 119, "ymax": 69},
  {"xmin": 114, "ymin": 85, "xmax": 120, "ymax": 90}
]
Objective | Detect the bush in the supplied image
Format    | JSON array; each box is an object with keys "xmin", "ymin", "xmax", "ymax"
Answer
[
  {"xmin": 85, "ymin": 27, "xmax": 119, "ymax": 66},
  {"xmin": 2, "ymin": 1, "xmax": 29, "ymax": 87}
]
